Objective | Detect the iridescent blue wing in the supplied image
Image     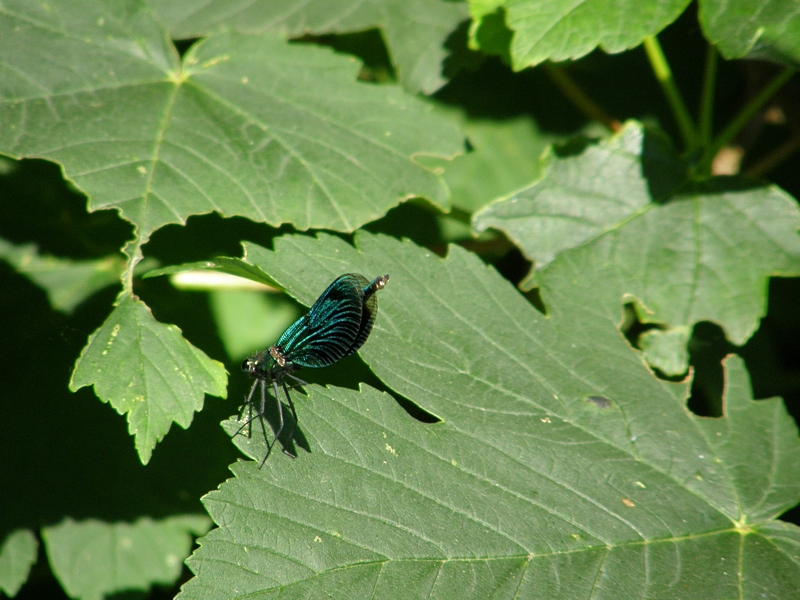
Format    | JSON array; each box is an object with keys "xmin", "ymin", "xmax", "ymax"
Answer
[
  {"xmin": 345, "ymin": 274, "xmax": 389, "ymax": 357},
  {"xmin": 276, "ymin": 274, "xmax": 367, "ymax": 368}
]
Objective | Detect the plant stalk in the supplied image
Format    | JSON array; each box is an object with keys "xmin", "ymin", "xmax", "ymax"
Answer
[
  {"xmin": 706, "ymin": 66, "xmax": 795, "ymax": 170},
  {"xmin": 745, "ymin": 131, "xmax": 800, "ymax": 178},
  {"xmin": 643, "ymin": 36, "xmax": 697, "ymax": 151},
  {"xmin": 544, "ymin": 63, "xmax": 621, "ymax": 133}
]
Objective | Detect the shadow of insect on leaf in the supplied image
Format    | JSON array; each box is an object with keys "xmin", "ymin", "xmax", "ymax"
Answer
[{"xmin": 238, "ymin": 273, "xmax": 390, "ymax": 466}]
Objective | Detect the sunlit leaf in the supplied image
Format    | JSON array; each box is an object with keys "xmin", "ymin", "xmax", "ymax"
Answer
[
  {"xmin": 0, "ymin": 0, "xmax": 463, "ymax": 252},
  {"xmin": 179, "ymin": 232, "xmax": 800, "ymax": 598},
  {"xmin": 69, "ymin": 294, "xmax": 228, "ymax": 464},
  {"xmin": 474, "ymin": 122, "xmax": 800, "ymax": 373},
  {"xmin": 150, "ymin": 0, "xmax": 471, "ymax": 94}
]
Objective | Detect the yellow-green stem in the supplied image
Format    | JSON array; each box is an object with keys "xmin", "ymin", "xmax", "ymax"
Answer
[
  {"xmin": 643, "ymin": 36, "xmax": 697, "ymax": 151},
  {"xmin": 544, "ymin": 63, "xmax": 621, "ymax": 132}
]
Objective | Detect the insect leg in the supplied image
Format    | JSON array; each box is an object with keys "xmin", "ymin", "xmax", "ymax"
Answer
[
  {"xmin": 234, "ymin": 379, "xmax": 260, "ymax": 439},
  {"xmin": 284, "ymin": 373, "xmax": 308, "ymax": 389}
]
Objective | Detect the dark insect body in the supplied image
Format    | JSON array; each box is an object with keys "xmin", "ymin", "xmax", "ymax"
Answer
[{"xmin": 240, "ymin": 273, "xmax": 389, "ymax": 466}]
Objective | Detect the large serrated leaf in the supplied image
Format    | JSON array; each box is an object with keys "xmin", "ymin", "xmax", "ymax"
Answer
[
  {"xmin": 473, "ymin": 122, "xmax": 686, "ymax": 271},
  {"xmin": 0, "ymin": 0, "xmax": 462, "ymax": 248},
  {"xmin": 69, "ymin": 294, "xmax": 228, "ymax": 464},
  {"xmin": 179, "ymin": 232, "xmax": 800, "ymax": 598},
  {"xmin": 150, "ymin": 0, "xmax": 470, "ymax": 94},
  {"xmin": 474, "ymin": 122, "xmax": 800, "ymax": 374},
  {"xmin": 696, "ymin": 355, "xmax": 800, "ymax": 523}
]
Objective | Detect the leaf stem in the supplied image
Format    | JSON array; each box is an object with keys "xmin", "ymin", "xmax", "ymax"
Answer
[
  {"xmin": 704, "ymin": 66, "xmax": 796, "ymax": 171},
  {"xmin": 698, "ymin": 45, "xmax": 718, "ymax": 149},
  {"xmin": 643, "ymin": 36, "xmax": 697, "ymax": 151},
  {"xmin": 544, "ymin": 63, "xmax": 621, "ymax": 132}
]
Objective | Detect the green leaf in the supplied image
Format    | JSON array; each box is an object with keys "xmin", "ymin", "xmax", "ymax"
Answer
[
  {"xmin": 150, "ymin": 0, "xmax": 471, "ymax": 94},
  {"xmin": 467, "ymin": 2, "xmax": 514, "ymax": 60},
  {"xmin": 639, "ymin": 326, "xmax": 691, "ymax": 376},
  {"xmin": 42, "ymin": 516, "xmax": 210, "ymax": 600},
  {"xmin": 0, "ymin": 0, "xmax": 463, "ymax": 251},
  {"xmin": 474, "ymin": 122, "xmax": 800, "ymax": 372},
  {"xmin": 697, "ymin": 355, "xmax": 800, "ymax": 523},
  {"xmin": 145, "ymin": 255, "xmax": 308, "ymax": 359},
  {"xmin": 69, "ymin": 294, "xmax": 228, "ymax": 464},
  {"xmin": 180, "ymin": 232, "xmax": 800, "ymax": 598},
  {"xmin": 209, "ymin": 289, "xmax": 300, "ymax": 360},
  {"xmin": 445, "ymin": 115, "xmax": 550, "ymax": 214},
  {"xmin": 700, "ymin": 0, "xmax": 800, "ymax": 65},
  {"xmin": 0, "ymin": 238, "xmax": 122, "ymax": 313},
  {"xmin": 144, "ymin": 256, "xmax": 276, "ymax": 288},
  {"xmin": 0, "ymin": 529, "xmax": 38, "ymax": 598},
  {"xmin": 468, "ymin": 0, "xmax": 691, "ymax": 70},
  {"xmin": 473, "ymin": 123, "xmax": 686, "ymax": 272}
]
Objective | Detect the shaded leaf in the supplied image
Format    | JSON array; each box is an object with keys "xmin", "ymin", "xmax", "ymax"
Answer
[
  {"xmin": 0, "ymin": 239, "xmax": 122, "ymax": 313},
  {"xmin": 468, "ymin": 0, "xmax": 691, "ymax": 70},
  {"xmin": 42, "ymin": 516, "xmax": 210, "ymax": 600},
  {"xmin": 149, "ymin": 0, "xmax": 470, "ymax": 94},
  {"xmin": 445, "ymin": 115, "xmax": 549, "ymax": 214},
  {"xmin": 180, "ymin": 232, "xmax": 800, "ymax": 598},
  {"xmin": 0, "ymin": 529, "xmax": 38, "ymax": 598},
  {"xmin": 69, "ymin": 294, "xmax": 228, "ymax": 464},
  {"xmin": 209, "ymin": 289, "xmax": 300, "ymax": 360}
]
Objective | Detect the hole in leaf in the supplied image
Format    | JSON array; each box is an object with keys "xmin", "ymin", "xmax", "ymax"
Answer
[
  {"xmin": 740, "ymin": 277, "xmax": 800, "ymax": 423},
  {"xmin": 523, "ymin": 286, "xmax": 547, "ymax": 316},
  {"xmin": 491, "ymin": 244, "xmax": 532, "ymax": 289},
  {"xmin": 173, "ymin": 38, "xmax": 199, "ymax": 57},
  {"xmin": 687, "ymin": 322, "xmax": 733, "ymax": 417},
  {"xmin": 619, "ymin": 302, "xmax": 661, "ymax": 348},
  {"xmin": 619, "ymin": 304, "xmax": 736, "ymax": 414}
]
